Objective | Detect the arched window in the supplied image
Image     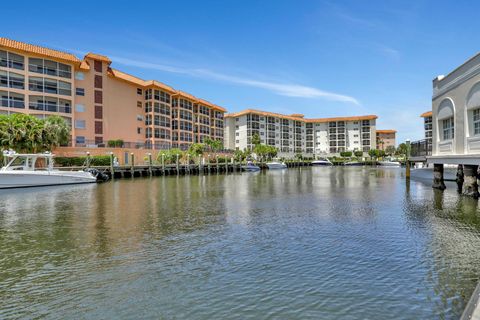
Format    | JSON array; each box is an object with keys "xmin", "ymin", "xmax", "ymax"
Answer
[
  {"xmin": 437, "ymin": 98, "xmax": 454, "ymax": 141},
  {"xmin": 466, "ymin": 82, "xmax": 480, "ymax": 136}
]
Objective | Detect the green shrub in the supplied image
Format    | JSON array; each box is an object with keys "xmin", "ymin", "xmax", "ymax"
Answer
[{"xmin": 54, "ymin": 155, "xmax": 111, "ymax": 167}]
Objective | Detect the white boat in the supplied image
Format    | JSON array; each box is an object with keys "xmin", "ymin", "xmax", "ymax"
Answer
[
  {"xmin": 344, "ymin": 161, "xmax": 363, "ymax": 166},
  {"xmin": 266, "ymin": 161, "xmax": 287, "ymax": 169},
  {"xmin": 0, "ymin": 152, "xmax": 98, "ymax": 189},
  {"xmin": 378, "ymin": 160, "xmax": 401, "ymax": 167},
  {"xmin": 311, "ymin": 158, "xmax": 333, "ymax": 166},
  {"xmin": 242, "ymin": 161, "xmax": 261, "ymax": 172}
]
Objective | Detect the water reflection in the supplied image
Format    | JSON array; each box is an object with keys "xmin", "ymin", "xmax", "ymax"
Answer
[{"xmin": 0, "ymin": 168, "xmax": 479, "ymax": 319}]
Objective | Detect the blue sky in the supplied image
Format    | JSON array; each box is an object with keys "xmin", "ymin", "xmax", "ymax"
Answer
[{"xmin": 4, "ymin": 0, "xmax": 479, "ymax": 143}]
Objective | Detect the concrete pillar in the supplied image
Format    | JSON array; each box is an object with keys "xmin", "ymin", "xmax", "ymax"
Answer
[
  {"xmin": 463, "ymin": 165, "xmax": 479, "ymax": 198},
  {"xmin": 456, "ymin": 164, "xmax": 464, "ymax": 193},
  {"xmin": 432, "ymin": 163, "xmax": 446, "ymax": 190}
]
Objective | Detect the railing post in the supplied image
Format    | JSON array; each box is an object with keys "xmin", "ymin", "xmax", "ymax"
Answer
[{"xmin": 86, "ymin": 151, "xmax": 91, "ymax": 168}]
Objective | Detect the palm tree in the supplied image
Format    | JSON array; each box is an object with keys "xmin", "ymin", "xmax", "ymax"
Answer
[{"xmin": 43, "ymin": 115, "xmax": 70, "ymax": 151}]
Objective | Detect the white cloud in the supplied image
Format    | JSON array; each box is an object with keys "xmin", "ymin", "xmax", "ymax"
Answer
[{"xmin": 109, "ymin": 55, "xmax": 360, "ymax": 105}]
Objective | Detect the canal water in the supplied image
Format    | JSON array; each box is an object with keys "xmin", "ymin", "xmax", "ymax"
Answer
[{"xmin": 1, "ymin": 167, "xmax": 480, "ymax": 319}]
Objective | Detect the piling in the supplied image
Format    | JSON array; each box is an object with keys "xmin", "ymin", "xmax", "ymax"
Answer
[
  {"xmin": 86, "ymin": 152, "xmax": 91, "ymax": 168},
  {"xmin": 456, "ymin": 164, "xmax": 464, "ymax": 193},
  {"xmin": 109, "ymin": 152, "xmax": 115, "ymax": 180},
  {"xmin": 432, "ymin": 163, "xmax": 446, "ymax": 190},
  {"xmin": 463, "ymin": 165, "xmax": 479, "ymax": 198},
  {"xmin": 148, "ymin": 153, "xmax": 153, "ymax": 177},
  {"xmin": 130, "ymin": 153, "xmax": 135, "ymax": 178}
]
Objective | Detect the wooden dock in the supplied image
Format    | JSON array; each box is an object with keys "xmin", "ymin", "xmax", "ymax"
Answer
[{"xmin": 56, "ymin": 161, "xmax": 313, "ymax": 180}]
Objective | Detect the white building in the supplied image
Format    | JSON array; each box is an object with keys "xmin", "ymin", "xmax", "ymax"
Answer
[
  {"xmin": 224, "ymin": 109, "xmax": 377, "ymax": 157},
  {"xmin": 430, "ymin": 53, "xmax": 480, "ymax": 163}
]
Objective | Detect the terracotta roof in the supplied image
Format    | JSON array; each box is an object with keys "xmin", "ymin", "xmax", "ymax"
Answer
[
  {"xmin": 0, "ymin": 37, "xmax": 80, "ymax": 64},
  {"xmin": 145, "ymin": 80, "xmax": 176, "ymax": 93},
  {"xmin": 174, "ymin": 90, "xmax": 197, "ymax": 101},
  {"xmin": 420, "ymin": 111, "xmax": 432, "ymax": 117},
  {"xmin": 290, "ymin": 114, "xmax": 305, "ymax": 118},
  {"xmin": 225, "ymin": 109, "xmax": 376, "ymax": 122},
  {"xmin": 196, "ymin": 98, "xmax": 226, "ymax": 112},
  {"xmin": 306, "ymin": 115, "xmax": 378, "ymax": 123},
  {"xmin": 108, "ymin": 68, "xmax": 145, "ymax": 86},
  {"xmin": 84, "ymin": 53, "xmax": 111, "ymax": 64},
  {"xmin": 376, "ymin": 129, "xmax": 397, "ymax": 134},
  {"xmin": 79, "ymin": 60, "xmax": 90, "ymax": 71}
]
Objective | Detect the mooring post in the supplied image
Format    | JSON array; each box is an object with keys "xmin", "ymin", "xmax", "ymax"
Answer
[
  {"xmin": 161, "ymin": 153, "xmax": 165, "ymax": 175},
  {"xmin": 176, "ymin": 154, "xmax": 179, "ymax": 175},
  {"xmin": 216, "ymin": 155, "xmax": 219, "ymax": 174},
  {"xmin": 187, "ymin": 154, "xmax": 190, "ymax": 175},
  {"xmin": 456, "ymin": 164, "xmax": 464, "ymax": 193},
  {"xmin": 86, "ymin": 151, "xmax": 91, "ymax": 168},
  {"xmin": 148, "ymin": 153, "xmax": 153, "ymax": 177},
  {"xmin": 207, "ymin": 155, "xmax": 211, "ymax": 174},
  {"xmin": 109, "ymin": 152, "xmax": 115, "ymax": 180},
  {"xmin": 463, "ymin": 164, "xmax": 479, "ymax": 197},
  {"xmin": 432, "ymin": 163, "xmax": 446, "ymax": 190},
  {"xmin": 130, "ymin": 153, "xmax": 135, "ymax": 178}
]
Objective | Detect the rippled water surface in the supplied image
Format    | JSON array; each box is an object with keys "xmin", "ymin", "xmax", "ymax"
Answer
[{"xmin": 1, "ymin": 167, "xmax": 480, "ymax": 319}]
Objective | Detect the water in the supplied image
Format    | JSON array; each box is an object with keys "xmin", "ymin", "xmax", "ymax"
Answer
[{"xmin": 1, "ymin": 167, "xmax": 480, "ymax": 319}]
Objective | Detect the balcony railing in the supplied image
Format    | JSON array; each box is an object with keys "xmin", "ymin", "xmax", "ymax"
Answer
[{"xmin": 410, "ymin": 139, "xmax": 432, "ymax": 157}]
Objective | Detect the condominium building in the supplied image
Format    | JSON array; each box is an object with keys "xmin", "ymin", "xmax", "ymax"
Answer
[
  {"xmin": 0, "ymin": 38, "xmax": 225, "ymax": 150},
  {"xmin": 224, "ymin": 109, "xmax": 377, "ymax": 156},
  {"xmin": 420, "ymin": 111, "xmax": 433, "ymax": 148},
  {"xmin": 376, "ymin": 130, "xmax": 396, "ymax": 150}
]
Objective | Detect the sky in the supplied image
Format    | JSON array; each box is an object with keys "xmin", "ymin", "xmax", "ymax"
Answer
[{"xmin": 3, "ymin": 0, "xmax": 480, "ymax": 144}]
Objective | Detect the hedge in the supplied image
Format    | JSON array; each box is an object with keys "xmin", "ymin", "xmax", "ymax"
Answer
[{"xmin": 54, "ymin": 155, "xmax": 111, "ymax": 167}]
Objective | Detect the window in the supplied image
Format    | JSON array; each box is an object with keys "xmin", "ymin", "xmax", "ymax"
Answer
[
  {"xmin": 75, "ymin": 120, "xmax": 86, "ymax": 129},
  {"xmin": 75, "ymin": 104, "xmax": 85, "ymax": 112},
  {"xmin": 94, "ymin": 90, "xmax": 102, "ymax": 104},
  {"xmin": 137, "ymin": 88, "xmax": 143, "ymax": 95},
  {"xmin": 94, "ymin": 60, "xmax": 102, "ymax": 72},
  {"xmin": 442, "ymin": 117, "xmax": 454, "ymax": 140},
  {"xmin": 137, "ymin": 115, "xmax": 143, "ymax": 121},
  {"xmin": 1, "ymin": 71, "xmax": 24, "ymax": 89},
  {"xmin": 474, "ymin": 109, "xmax": 480, "ymax": 135},
  {"xmin": 0, "ymin": 90, "xmax": 25, "ymax": 108},
  {"xmin": 76, "ymin": 88, "xmax": 85, "ymax": 96},
  {"xmin": 58, "ymin": 81, "xmax": 71, "ymax": 95},
  {"xmin": 137, "ymin": 127, "xmax": 142, "ymax": 134},
  {"xmin": 75, "ymin": 72, "xmax": 84, "ymax": 80},
  {"xmin": 28, "ymin": 58, "xmax": 71, "ymax": 78},
  {"xmin": 95, "ymin": 121, "xmax": 103, "ymax": 134},
  {"xmin": 76, "ymin": 136, "xmax": 85, "ymax": 144},
  {"xmin": 94, "ymin": 75, "xmax": 103, "ymax": 88},
  {"xmin": 95, "ymin": 105, "xmax": 103, "ymax": 119},
  {"xmin": 137, "ymin": 101, "xmax": 142, "ymax": 108},
  {"xmin": 0, "ymin": 50, "xmax": 24, "ymax": 70}
]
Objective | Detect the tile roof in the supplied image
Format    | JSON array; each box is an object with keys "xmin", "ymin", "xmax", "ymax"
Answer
[
  {"xmin": 0, "ymin": 37, "xmax": 80, "ymax": 63},
  {"xmin": 108, "ymin": 68, "xmax": 146, "ymax": 86},
  {"xmin": 225, "ymin": 109, "xmax": 377, "ymax": 123},
  {"xmin": 196, "ymin": 98, "xmax": 226, "ymax": 112},
  {"xmin": 174, "ymin": 90, "xmax": 197, "ymax": 101},
  {"xmin": 84, "ymin": 53, "xmax": 111, "ymax": 63},
  {"xmin": 420, "ymin": 111, "xmax": 432, "ymax": 117},
  {"xmin": 376, "ymin": 129, "xmax": 397, "ymax": 134},
  {"xmin": 79, "ymin": 60, "xmax": 90, "ymax": 71},
  {"xmin": 145, "ymin": 80, "xmax": 176, "ymax": 93}
]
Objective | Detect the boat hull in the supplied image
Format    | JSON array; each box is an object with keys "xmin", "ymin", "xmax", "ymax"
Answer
[
  {"xmin": 311, "ymin": 161, "xmax": 332, "ymax": 166},
  {"xmin": 0, "ymin": 171, "xmax": 96, "ymax": 189},
  {"xmin": 378, "ymin": 161, "xmax": 401, "ymax": 167},
  {"xmin": 242, "ymin": 165, "xmax": 261, "ymax": 172},
  {"xmin": 266, "ymin": 163, "xmax": 287, "ymax": 169}
]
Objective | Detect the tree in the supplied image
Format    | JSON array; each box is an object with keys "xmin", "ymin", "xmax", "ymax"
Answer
[
  {"xmin": 0, "ymin": 114, "xmax": 70, "ymax": 153},
  {"xmin": 204, "ymin": 137, "xmax": 223, "ymax": 152},
  {"xmin": 157, "ymin": 148, "xmax": 184, "ymax": 164},
  {"xmin": 187, "ymin": 143, "xmax": 204, "ymax": 158},
  {"xmin": 385, "ymin": 145, "xmax": 396, "ymax": 156},
  {"xmin": 254, "ymin": 144, "xmax": 277, "ymax": 161},
  {"xmin": 396, "ymin": 143, "xmax": 408, "ymax": 156},
  {"xmin": 340, "ymin": 151, "xmax": 352, "ymax": 158},
  {"xmin": 354, "ymin": 150, "xmax": 363, "ymax": 158},
  {"xmin": 368, "ymin": 148, "xmax": 378, "ymax": 159},
  {"xmin": 251, "ymin": 133, "xmax": 261, "ymax": 146}
]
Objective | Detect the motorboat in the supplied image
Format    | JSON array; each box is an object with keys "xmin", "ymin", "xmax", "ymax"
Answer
[
  {"xmin": 311, "ymin": 158, "xmax": 333, "ymax": 166},
  {"xmin": 378, "ymin": 160, "xmax": 401, "ymax": 167},
  {"xmin": 242, "ymin": 161, "xmax": 261, "ymax": 172},
  {"xmin": 344, "ymin": 161, "xmax": 363, "ymax": 166},
  {"xmin": 266, "ymin": 161, "xmax": 287, "ymax": 169},
  {"xmin": 0, "ymin": 152, "xmax": 98, "ymax": 189}
]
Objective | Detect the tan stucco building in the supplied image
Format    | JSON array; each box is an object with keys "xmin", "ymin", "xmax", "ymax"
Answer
[
  {"xmin": 0, "ymin": 38, "xmax": 225, "ymax": 151},
  {"xmin": 376, "ymin": 129, "xmax": 396, "ymax": 150}
]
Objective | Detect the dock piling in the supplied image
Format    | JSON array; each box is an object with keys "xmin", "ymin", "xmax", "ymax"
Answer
[
  {"xmin": 432, "ymin": 163, "xmax": 446, "ymax": 190},
  {"xmin": 456, "ymin": 164, "xmax": 464, "ymax": 193},
  {"xmin": 462, "ymin": 165, "xmax": 479, "ymax": 198}
]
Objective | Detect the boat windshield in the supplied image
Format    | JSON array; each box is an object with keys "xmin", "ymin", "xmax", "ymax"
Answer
[{"xmin": 3, "ymin": 155, "xmax": 53, "ymax": 171}]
